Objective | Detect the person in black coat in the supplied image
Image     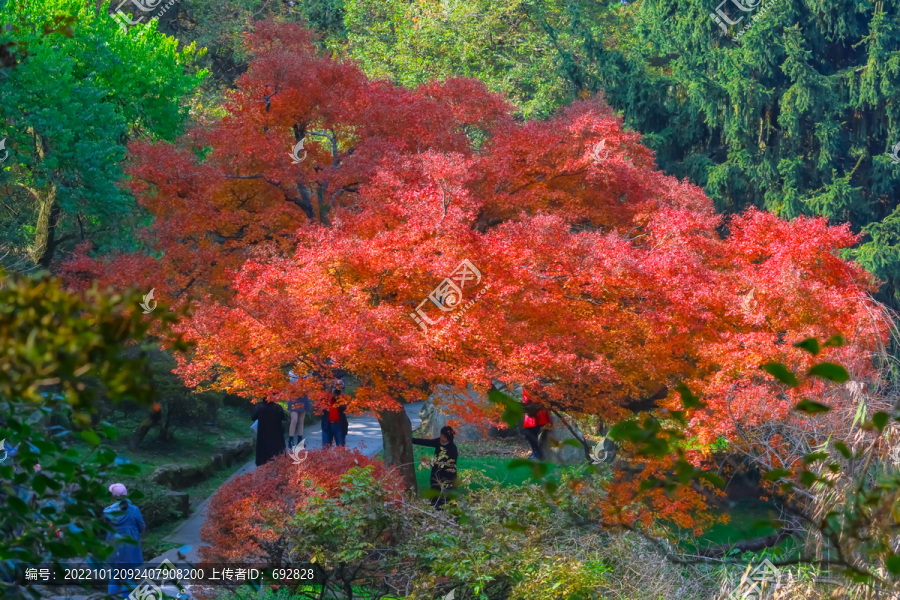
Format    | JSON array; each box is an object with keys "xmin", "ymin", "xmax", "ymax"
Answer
[
  {"xmin": 252, "ymin": 399, "xmax": 286, "ymax": 466},
  {"xmin": 412, "ymin": 425, "xmax": 458, "ymax": 508}
]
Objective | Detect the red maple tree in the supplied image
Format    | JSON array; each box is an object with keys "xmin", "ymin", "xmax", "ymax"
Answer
[{"xmin": 63, "ymin": 23, "xmax": 884, "ymax": 524}]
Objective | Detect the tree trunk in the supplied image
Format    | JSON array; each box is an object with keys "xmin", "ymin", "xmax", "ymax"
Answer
[
  {"xmin": 129, "ymin": 407, "xmax": 162, "ymax": 451},
  {"xmin": 34, "ymin": 189, "xmax": 60, "ymax": 269},
  {"xmin": 158, "ymin": 401, "xmax": 174, "ymax": 441},
  {"xmin": 551, "ymin": 409, "xmax": 592, "ymax": 462},
  {"xmin": 376, "ymin": 406, "xmax": 417, "ymax": 493}
]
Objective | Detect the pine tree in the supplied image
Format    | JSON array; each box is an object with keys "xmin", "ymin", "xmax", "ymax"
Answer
[{"xmin": 533, "ymin": 0, "xmax": 900, "ymax": 303}]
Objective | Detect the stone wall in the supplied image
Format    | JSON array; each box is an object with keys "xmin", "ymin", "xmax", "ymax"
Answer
[{"xmin": 151, "ymin": 439, "xmax": 253, "ymax": 490}]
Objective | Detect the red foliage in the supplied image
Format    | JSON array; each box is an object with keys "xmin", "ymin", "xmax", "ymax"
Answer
[
  {"xmin": 60, "ymin": 22, "xmax": 886, "ymax": 528},
  {"xmin": 199, "ymin": 447, "xmax": 403, "ymax": 562}
]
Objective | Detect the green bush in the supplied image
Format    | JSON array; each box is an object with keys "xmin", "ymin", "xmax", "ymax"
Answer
[
  {"xmin": 0, "ymin": 270, "xmax": 189, "ymax": 599},
  {"xmin": 122, "ymin": 479, "xmax": 186, "ymax": 528}
]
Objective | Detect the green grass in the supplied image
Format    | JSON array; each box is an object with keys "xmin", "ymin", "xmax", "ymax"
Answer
[
  {"xmin": 69, "ymin": 406, "xmax": 253, "ymax": 474},
  {"xmin": 698, "ymin": 498, "xmax": 780, "ymax": 547},
  {"xmin": 410, "ymin": 440, "xmax": 781, "ymax": 553},
  {"xmin": 412, "ymin": 442, "xmax": 561, "ymax": 492}
]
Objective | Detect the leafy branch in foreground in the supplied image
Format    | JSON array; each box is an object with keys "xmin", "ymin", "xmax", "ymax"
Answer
[
  {"xmin": 0, "ymin": 270, "xmax": 190, "ymax": 599},
  {"xmin": 601, "ymin": 334, "xmax": 900, "ymax": 591}
]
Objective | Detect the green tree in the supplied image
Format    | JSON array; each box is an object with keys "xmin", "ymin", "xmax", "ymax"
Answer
[
  {"xmin": 0, "ymin": 0, "xmax": 206, "ymax": 270},
  {"xmin": 155, "ymin": 0, "xmax": 346, "ymax": 87},
  {"xmin": 342, "ymin": 0, "xmax": 582, "ymax": 119},
  {"xmin": 0, "ymin": 270, "xmax": 188, "ymax": 598}
]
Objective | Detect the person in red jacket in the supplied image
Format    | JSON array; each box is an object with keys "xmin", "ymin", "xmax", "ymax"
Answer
[
  {"xmin": 522, "ymin": 386, "xmax": 552, "ymax": 460},
  {"xmin": 321, "ymin": 379, "xmax": 348, "ymax": 447}
]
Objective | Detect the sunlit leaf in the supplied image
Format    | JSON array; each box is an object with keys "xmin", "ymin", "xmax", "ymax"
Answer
[
  {"xmin": 833, "ymin": 441, "xmax": 851, "ymax": 459},
  {"xmin": 822, "ymin": 334, "xmax": 845, "ymax": 349},
  {"xmin": 80, "ymin": 430, "xmax": 101, "ymax": 446}
]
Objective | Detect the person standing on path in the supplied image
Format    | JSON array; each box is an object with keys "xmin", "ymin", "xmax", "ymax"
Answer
[
  {"xmin": 321, "ymin": 380, "xmax": 347, "ymax": 447},
  {"xmin": 104, "ymin": 483, "xmax": 145, "ymax": 598},
  {"xmin": 522, "ymin": 387, "xmax": 552, "ymax": 460},
  {"xmin": 412, "ymin": 425, "xmax": 458, "ymax": 509},
  {"xmin": 252, "ymin": 398, "xmax": 287, "ymax": 466},
  {"xmin": 287, "ymin": 370, "xmax": 312, "ymax": 448}
]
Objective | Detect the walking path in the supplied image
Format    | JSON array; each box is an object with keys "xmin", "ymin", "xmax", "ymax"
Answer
[
  {"xmin": 44, "ymin": 403, "xmax": 423, "ymax": 599},
  {"xmin": 152, "ymin": 401, "xmax": 423, "ymax": 564}
]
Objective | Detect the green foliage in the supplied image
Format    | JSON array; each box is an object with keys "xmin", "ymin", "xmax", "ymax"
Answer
[
  {"xmin": 342, "ymin": 0, "xmax": 594, "ymax": 119},
  {"xmin": 0, "ymin": 0, "xmax": 206, "ymax": 266},
  {"xmin": 283, "ymin": 463, "xmax": 613, "ymax": 599},
  {"xmin": 167, "ymin": 0, "xmax": 344, "ymax": 86},
  {"xmin": 794, "ymin": 399, "xmax": 831, "ymax": 414},
  {"xmin": 760, "ymin": 363, "xmax": 799, "ymax": 387},
  {"xmin": 123, "ymin": 479, "xmax": 184, "ymax": 529},
  {"xmin": 0, "ymin": 270, "xmax": 189, "ymax": 598}
]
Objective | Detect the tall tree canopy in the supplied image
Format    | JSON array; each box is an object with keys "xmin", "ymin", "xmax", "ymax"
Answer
[
  {"xmin": 0, "ymin": 0, "xmax": 206, "ymax": 269},
  {"xmin": 63, "ymin": 24, "xmax": 883, "ymax": 519}
]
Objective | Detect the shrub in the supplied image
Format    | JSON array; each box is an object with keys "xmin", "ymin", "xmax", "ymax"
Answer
[
  {"xmin": 200, "ymin": 447, "xmax": 402, "ymax": 564},
  {"xmin": 123, "ymin": 479, "xmax": 186, "ymax": 528},
  {"xmin": 0, "ymin": 271, "xmax": 188, "ymax": 599}
]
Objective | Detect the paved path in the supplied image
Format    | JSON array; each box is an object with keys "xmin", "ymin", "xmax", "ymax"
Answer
[
  {"xmin": 152, "ymin": 402, "xmax": 423, "ymax": 564},
  {"xmin": 43, "ymin": 403, "xmax": 423, "ymax": 599}
]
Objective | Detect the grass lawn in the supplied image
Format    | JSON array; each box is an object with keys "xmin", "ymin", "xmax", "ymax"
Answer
[
  {"xmin": 412, "ymin": 441, "xmax": 563, "ymax": 492},
  {"xmin": 68, "ymin": 406, "xmax": 254, "ymax": 474}
]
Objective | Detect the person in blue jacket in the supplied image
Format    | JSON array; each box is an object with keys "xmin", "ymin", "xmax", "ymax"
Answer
[{"xmin": 104, "ymin": 483, "xmax": 145, "ymax": 598}]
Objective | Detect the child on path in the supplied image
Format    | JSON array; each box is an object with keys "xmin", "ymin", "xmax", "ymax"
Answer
[
  {"xmin": 412, "ymin": 425, "xmax": 458, "ymax": 509},
  {"xmin": 104, "ymin": 483, "xmax": 145, "ymax": 598}
]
